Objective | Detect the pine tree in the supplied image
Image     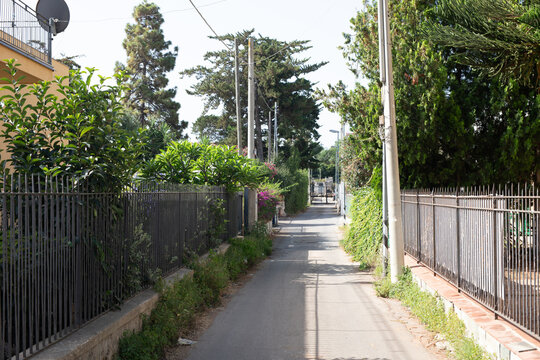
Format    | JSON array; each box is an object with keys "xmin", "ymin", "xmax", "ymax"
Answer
[
  {"xmin": 428, "ymin": 0, "xmax": 540, "ymax": 90},
  {"xmin": 182, "ymin": 30, "xmax": 326, "ymax": 167},
  {"xmin": 117, "ymin": 1, "xmax": 186, "ymax": 135}
]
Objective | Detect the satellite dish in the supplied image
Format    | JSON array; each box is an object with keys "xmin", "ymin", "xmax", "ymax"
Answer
[{"xmin": 36, "ymin": 0, "xmax": 70, "ymax": 35}]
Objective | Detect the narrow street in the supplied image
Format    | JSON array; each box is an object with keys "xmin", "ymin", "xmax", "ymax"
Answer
[{"xmin": 184, "ymin": 203, "xmax": 438, "ymax": 360}]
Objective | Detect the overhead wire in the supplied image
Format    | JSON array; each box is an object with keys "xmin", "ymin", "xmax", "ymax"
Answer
[
  {"xmin": 187, "ymin": 0, "xmax": 233, "ymax": 52},
  {"xmin": 72, "ymin": 0, "xmax": 227, "ymax": 23}
]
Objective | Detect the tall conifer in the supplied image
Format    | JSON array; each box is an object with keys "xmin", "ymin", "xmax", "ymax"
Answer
[{"xmin": 118, "ymin": 1, "xmax": 186, "ymax": 135}]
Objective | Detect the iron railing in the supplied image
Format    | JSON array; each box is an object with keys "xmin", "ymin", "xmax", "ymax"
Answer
[
  {"xmin": 0, "ymin": 0, "xmax": 52, "ymax": 65},
  {"xmin": 0, "ymin": 175, "xmax": 243, "ymax": 359},
  {"xmin": 401, "ymin": 185, "xmax": 539, "ymax": 340}
]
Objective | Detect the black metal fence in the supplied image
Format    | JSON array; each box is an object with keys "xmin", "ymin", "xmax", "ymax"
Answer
[
  {"xmin": 0, "ymin": 175, "xmax": 243, "ymax": 359},
  {"xmin": 0, "ymin": 0, "xmax": 52, "ymax": 65},
  {"xmin": 401, "ymin": 185, "xmax": 539, "ymax": 340}
]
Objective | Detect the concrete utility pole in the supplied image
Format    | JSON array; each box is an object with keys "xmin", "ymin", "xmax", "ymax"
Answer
[
  {"xmin": 273, "ymin": 102, "xmax": 278, "ymax": 162},
  {"xmin": 268, "ymin": 111, "xmax": 272, "ymax": 162},
  {"xmin": 247, "ymin": 38, "xmax": 257, "ymax": 228},
  {"xmin": 378, "ymin": 0, "xmax": 404, "ymax": 282},
  {"xmin": 248, "ymin": 38, "xmax": 255, "ymax": 160},
  {"xmin": 234, "ymin": 38, "xmax": 242, "ymax": 154}
]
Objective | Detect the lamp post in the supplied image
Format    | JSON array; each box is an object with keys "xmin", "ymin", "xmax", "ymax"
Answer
[{"xmin": 330, "ymin": 129, "xmax": 340, "ymax": 201}]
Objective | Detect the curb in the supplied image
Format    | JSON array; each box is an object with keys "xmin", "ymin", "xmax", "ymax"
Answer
[{"xmin": 406, "ymin": 255, "xmax": 540, "ymax": 360}]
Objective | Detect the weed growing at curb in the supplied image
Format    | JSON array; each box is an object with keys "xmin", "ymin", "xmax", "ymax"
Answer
[
  {"xmin": 116, "ymin": 225, "xmax": 272, "ymax": 360},
  {"xmin": 375, "ymin": 268, "xmax": 492, "ymax": 360}
]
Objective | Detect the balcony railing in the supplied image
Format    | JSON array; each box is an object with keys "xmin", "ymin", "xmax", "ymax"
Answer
[{"xmin": 0, "ymin": 0, "xmax": 52, "ymax": 65}]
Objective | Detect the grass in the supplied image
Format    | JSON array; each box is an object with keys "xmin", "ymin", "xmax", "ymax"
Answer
[
  {"xmin": 375, "ymin": 268, "xmax": 492, "ymax": 360},
  {"xmin": 116, "ymin": 224, "xmax": 272, "ymax": 360}
]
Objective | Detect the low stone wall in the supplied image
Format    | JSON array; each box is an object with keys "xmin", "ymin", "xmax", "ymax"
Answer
[{"xmin": 33, "ymin": 243, "xmax": 231, "ymax": 360}]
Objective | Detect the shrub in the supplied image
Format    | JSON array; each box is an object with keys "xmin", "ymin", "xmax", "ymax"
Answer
[
  {"xmin": 341, "ymin": 186, "xmax": 382, "ymax": 268},
  {"xmin": 276, "ymin": 167, "xmax": 309, "ymax": 215},
  {"xmin": 257, "ymin": 190, "xmax": 278, "ymax": 222},
  {"xmin": 142, "ymin": 140, "xmax": 266, "ymax": 191},
  {"xmin": 0, "ymin": 60, "xmax": 142, "ymax": 192}
]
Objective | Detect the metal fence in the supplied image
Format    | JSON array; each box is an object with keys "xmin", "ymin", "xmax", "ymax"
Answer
[
  {"xmin": 402, "ymin": 185, "xmax": 539, "ymax": 340},
  {"xmin": 0, "ymin": 0, "xmax": 52, "ymax": 65},
  {"xmin": 0, "ymin": 175, "xmax": 243, "ymax": 359}
]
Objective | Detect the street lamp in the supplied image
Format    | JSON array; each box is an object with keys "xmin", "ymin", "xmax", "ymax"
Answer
[{"xmin": 329, "ymin": 129, "xmax": 340, "ymax": 194}]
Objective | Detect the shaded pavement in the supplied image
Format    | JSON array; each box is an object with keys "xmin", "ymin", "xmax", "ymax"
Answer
[{"xmin": 185, "ymin": 203, "xmax": 438, "ymax": 360}]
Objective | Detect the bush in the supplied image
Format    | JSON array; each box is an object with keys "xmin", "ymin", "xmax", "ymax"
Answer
[
  {"xmin": 0, "ymin": 60, "xmax": 142, "ymax": 191},
  {"xmin": 341, "ymin": 186, "xmax": 382, "ymax": 268},
  {"xmin": 257, "ymin": 190, "xmax": 279, "ymax": 222},
  {"xmin": 142, "ymin": 140, "xmax": 265, "ymax": 191},
  {"xmin": 276, "ymin": 167, "xmax": 309, "ymax": 215}
]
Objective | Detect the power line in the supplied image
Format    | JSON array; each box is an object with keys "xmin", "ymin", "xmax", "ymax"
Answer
[
  {"xmin": 187, "ymin": 0, "xmax": 232, "ymax": 52},
  {"xmin": 72, "ymin": 0, "xmax": 227, "ymax": 23}
]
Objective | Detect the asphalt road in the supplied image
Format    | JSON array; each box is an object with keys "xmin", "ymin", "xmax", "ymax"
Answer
[{"xmin": 186, "ymin": 202, "xmax": 437, "ymax": 360}]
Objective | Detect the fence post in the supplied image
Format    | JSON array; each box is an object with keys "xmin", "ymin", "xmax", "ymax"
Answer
[
  {"xmin": 432, "ymin": 190, "xmax": 436, "ymax": 276},
  {"xmin": 492, "ymin": 187, "xmax": 499, "ymax": 319},
  {"xmin": 456, "ymin": 188, "xmax": 461, "ymax": 292}
]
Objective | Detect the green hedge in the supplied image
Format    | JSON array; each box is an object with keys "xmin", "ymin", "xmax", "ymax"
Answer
[
  {"xmin": 341, "ymin": 186, "xmax": 382, "ymax": 269},
  {"xmin": 277, "ymin": 167, "xmax": 309, "ymax": 215}
]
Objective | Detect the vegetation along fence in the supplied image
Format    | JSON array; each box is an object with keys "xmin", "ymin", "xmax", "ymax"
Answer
[
  {"xmin": 0, "ymin": 175, "xmax": 243, "ymax": 359},
  {"xmin": 401, "ymin": 185, "xmax": 539, "ymax": 340}
]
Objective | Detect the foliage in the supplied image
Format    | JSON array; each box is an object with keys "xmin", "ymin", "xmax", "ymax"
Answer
[
  {"xmin": 0, "ymin": 60, "xmax": 142, "ymax": 191},
  {"xmin": 123, "ymin": 224, "xmax": 161, "ymax": 295},
  {"xmin": 276, "ymin": 169, "xmax": 308, "ymax": 215},
  {"xmin": 141, "ymin": 140, "xmax": 265, "ymax": 191},
  {"xmin": 120, "ymin": 109, "xmax": 181, "ymax": 162},
  {"xmin": 116, "ymin": 229, "xmax": 272, "ymax": 360},
  {"xmin": 375, "ymin": 269, "xmax": 491, "ymax": 360},
  {"xmin": 314, "ymin": 145, "xmax": 336, "ymax": 180},
  {"xmin": 181, "ymin": 29, "xmax": 325, "ymax": 167},
  {"xmin": 427, "ymin": 0, "xmax": 540, "ymax": 90},
  {"xmin": 340, "ymin": 134, "xmax": 373, "ymax": 190},
  {"xmin": 257, "ymin": 190, "xmax": 278, "ymax": 222},
  {"xmin": 341, "ymin": 186, "xmax": 382, "ymax": 268},
  {"xmin": 207, "ymin": 197, "xmax": 227, "ymax": 248},
  {"xmin": 117, "ymin": 1, "xmax": 187, "ymax": 135},
  {"xmin": 318, "ymin": 0, "xmax": 540, "ymax": 186}
]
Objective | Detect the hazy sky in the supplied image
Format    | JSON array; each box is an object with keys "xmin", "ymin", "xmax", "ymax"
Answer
[{"xmin": 28, "ymin": 0, "xmax": 362, "ymax": 148}]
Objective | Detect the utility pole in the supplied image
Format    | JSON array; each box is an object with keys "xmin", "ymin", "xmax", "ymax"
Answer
[
  {"xmin": 246, "ymin": 37, "xmax": 257, "ymax": 229},
  {"xmin": 378, "ymin": 0, "xmax": 404, "ymax": 283},
  {"xmin": 248, "ymin": 38, "xmax": 255, "ymax": 160},
  {"xmin": 268, "ymin": 111, "xmax": 272, "ymax": 162},
  {"xmin": 234, "ymin": 38, "xmax": 242, "ymax": 154},
  {"xmin": 274, "ymin": 102, "xmax": 278, "ymax": 162}
]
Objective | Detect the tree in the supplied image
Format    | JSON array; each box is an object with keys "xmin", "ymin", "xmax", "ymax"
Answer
[
  {"xmin": 314, "ymin": 146, "xmax": 335, "ymax": 179},
  {"xmin": 182, "ymin": 30, "xmax": 326, "ymax": 168},
  {"xmin": 318, "ymin": 0, "xmax": 539, "ymax": 187},
  {"xmin": 117, "ymin": 1, "xmax": 187, "ymax": 136},
  {"xmin": 427, "ymin": 0, "xmax": 540, "ymax": 90}
]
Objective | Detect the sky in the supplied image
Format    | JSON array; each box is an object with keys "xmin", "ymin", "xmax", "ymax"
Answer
[{"xmin": 28, "ymin": 0, "xmax": 362, "ymax": 148}]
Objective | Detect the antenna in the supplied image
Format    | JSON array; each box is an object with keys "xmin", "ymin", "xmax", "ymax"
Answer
[{"xmin": 36, "ymin": 0, "xmax": 70, "ymax": 35}]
